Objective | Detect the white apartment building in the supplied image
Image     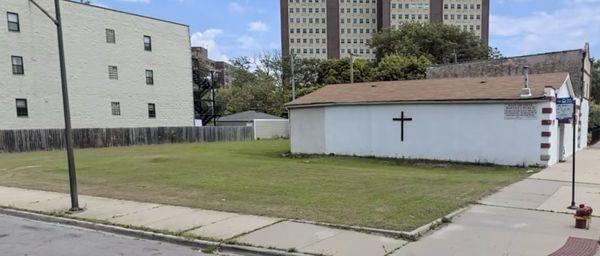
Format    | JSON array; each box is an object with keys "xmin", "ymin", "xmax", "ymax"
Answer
[
  {"xmin": 281, "ymin": 0, "xmax": 489, "ymax": 60},
  {"xmin": 0, "ymin": 0, "xmax": 194, "ymax": 130}
]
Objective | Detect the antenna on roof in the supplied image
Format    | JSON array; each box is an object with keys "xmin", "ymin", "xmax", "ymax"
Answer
[{"xmin": 520, "ymin": 66, "xmax": 532, "ymax": 98}]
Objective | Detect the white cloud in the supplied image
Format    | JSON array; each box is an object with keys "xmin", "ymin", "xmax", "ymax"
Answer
[
  {"xmin": 490, "ymin": 1, "xmax": 600, "ymax": 57},
  {"xmin": 229, "ymin": 2, "xmax": 244, "ymax": 13},
  {"xmin": 248, "ymin": 21, "xmax": 269, "ymax": 32},
  {"xmin": 191, "ymin": 29, "xmax": 228, "ymax": 61},
  {"xmin": 237, "ymin": 35, "xmax": 259, "ymax": 50}
]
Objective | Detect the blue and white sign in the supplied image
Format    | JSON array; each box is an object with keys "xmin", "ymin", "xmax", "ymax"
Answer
[{"xmin": 556, "ymin": 98, "xmax": 574, "ymax": 121}]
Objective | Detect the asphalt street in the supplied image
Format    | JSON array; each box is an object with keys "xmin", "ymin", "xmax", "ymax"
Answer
[{"xmin": 0, "ymin": 213, "xmax": 211, "ymax": 256}]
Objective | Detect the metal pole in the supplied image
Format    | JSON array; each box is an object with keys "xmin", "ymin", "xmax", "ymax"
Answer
[
  {"xmin": 210, "ymin": 71, "xmax": 216, "ymax": 126},
  {"xmin": 568, "ymin": 100, "xmax": 577, "ymax": 209},
  {"xmin": 350, "ymin": 55, "xmax": 354, "ymax": 84},
  {"xmin": 55, "ymin": 0, "xmax": 80, "ymax": 211},
  {"xmin": 290, "ymin": 54, "xmax": 296, "ymax": 100}
]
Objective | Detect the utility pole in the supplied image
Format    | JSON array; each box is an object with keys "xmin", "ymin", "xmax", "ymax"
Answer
[
  {"xmin": 349, "ymin": 53, "xmax": 358, "ymax": 84},
  {"xmin": 290, "ymin": 54, "xmax": 296, "ymax": 100},
  {"xmin": 30, "ymin": 0, "xmax": 80, "ymax": 211}
]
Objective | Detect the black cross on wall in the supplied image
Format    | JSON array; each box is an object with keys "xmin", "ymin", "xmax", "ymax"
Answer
[{"xmin": 393, "ymin": 111, "xmax": 413, "ymax": 142}]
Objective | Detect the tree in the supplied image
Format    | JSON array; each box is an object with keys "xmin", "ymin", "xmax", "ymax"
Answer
[
  {"xmin": 218, "ymin": 54, "xmax": 289, "ymax": 117},
  {"xmin": 369, "ymin": 55, "xmax": 432, "ymax": 81},
  {"xmin": 592, "ymin": 60, "xmax": 599, "ymax": 104},
  {"xmin": 370, "ymin": 23, "xmax": 497, "ymax": 64}
]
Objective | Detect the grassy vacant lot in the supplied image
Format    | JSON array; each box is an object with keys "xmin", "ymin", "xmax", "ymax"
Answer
[{"xmin": 0, "ymin": 140, "xmax": 530, "ymax": 231}]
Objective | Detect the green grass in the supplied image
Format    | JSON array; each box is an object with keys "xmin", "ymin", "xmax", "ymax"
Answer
[{"xmin": 0, "ymin": 140, "xmax": 531, "ymax": 231}]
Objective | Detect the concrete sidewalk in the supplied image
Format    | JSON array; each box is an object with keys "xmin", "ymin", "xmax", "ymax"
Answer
[
  {"xmin": 0, "ymin": 186, "xmax": 406, "ymax": 256},
  {"xmin": 394, "ymin": 147, "xmax": 600, "ymax": 256}
]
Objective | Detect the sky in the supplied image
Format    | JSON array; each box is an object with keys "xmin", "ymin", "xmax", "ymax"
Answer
[{"xmin": 90, "ymin": 0, "xmax": 600, "ymax": 60}]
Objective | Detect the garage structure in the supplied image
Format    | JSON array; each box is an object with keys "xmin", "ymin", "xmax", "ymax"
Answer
[
  {"xmin": 217, "ymin": 111, "xmax": 289, "ymax": 140},
  {"xmin": 286, "ymin": 72, "xmax": 589, "ymax": 167}
]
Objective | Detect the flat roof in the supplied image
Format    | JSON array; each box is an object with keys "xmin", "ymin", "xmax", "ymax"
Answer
[{"xmin": 65, "ymin": 0, "xmax": 189, "ymax": 27}]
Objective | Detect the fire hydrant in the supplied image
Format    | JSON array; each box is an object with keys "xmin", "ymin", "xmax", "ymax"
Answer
[{"xmin": 574, "ymin": 204, "xmax": 593, "ymax": 229}]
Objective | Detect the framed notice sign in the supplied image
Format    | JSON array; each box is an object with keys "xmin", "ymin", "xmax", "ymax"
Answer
[
  {"xmin": 504, "ymin": 103, "xmax": 537, "ymax": 120},
  {"xmin": 556, "ymin": 98, "xmax": 574, "ymax": 121}
]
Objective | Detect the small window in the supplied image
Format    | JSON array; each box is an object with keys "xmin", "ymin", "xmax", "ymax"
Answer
[
  {"xmin": 108, "ymin": 66, "xmax": 118, "ymax": 79},
  {"xmin": 16, "ymin": 99, "xmax": 28, "ymax": 117},
  {"xmin": 145, "ymin": 70, "xmax": 154, "ymax": 85},
  {"xmin": 106, "ymin": 28, "xmax": 116, "ymax": 43},
  {"xmin": 111, "ymin": 102, "xmax": 121, "ymax": 116},
  {"xmin": 148, "ymin": 103, "xmax": 156, "ymax": 118},
  {"xmin": 143, "ymin": 35, "xmax": 152, "ymax": 51},
  {"xmin": 7, "ymin": 12, "xmax": 19, "ymax": 32},
  {"xmin": 12, "ymin": 56, "xmax": 24, "ymax": 75}
]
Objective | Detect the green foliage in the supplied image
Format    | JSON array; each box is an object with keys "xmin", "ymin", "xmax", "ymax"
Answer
[
  {"xmin": 369, "ymin": 55, "xmax": 432, "ymax": 81},
  {"xmin": 370, "ymin": 23, "xmax": 493, "ymax": 64},
  {"xmin": 218, "ymin": 54, "xmax": 289, "ymax": 117},
  {"xmin": 592, "ymin": 60, "xmax": 600, "ymax": 104},
  {"xmin": 590, "ymin": 104, "xmax": 600, "ymax": 129}
]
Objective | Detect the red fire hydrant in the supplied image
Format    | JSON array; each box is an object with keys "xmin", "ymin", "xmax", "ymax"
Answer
[{"xmin": 575, "ymin": 204, "xmax": 593, "ymax": 229}]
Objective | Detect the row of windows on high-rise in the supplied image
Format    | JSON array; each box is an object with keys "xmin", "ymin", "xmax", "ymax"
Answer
[
  {"xmin": 341, "ymin": 28, "xmax": 378, "ymax": 34},
  {"xmin": 391, "ymin": 3, "xmax": 430, "ymax": 9},
  {"xmin": 291, "ymin": 38, "xmax": 327, "ymax": 44},
  {"xmin": 13, "ymin": 99, "xmax": 157, "ymax": 119},
  {"xmin": 289, "ymin": 0, "xmax": 376, "ymax": 3},
  {"xmin": 444, "ymin": 14, "xmax": 481, "ymax": 20},
  {"xmin": 291, "ymin": 48, "xmax": 327, "ymax": 55},
  {"xmin": 290, "ymin": 28, "xmax": 327, "ymax": 34},
  {"xmin": 392, "ymin": 14, "xmax": 429, "ymax": 20},
  {"xmin": 290, "ymin": 17, "xmax": 327, "ymax": 24},
  {"xmin": 444, "ymin": 3, "xmax": 482, "ymax": 10},
  {"xmin": 341, "ymin": 18, "xmax": 377, "ymax": 24}
]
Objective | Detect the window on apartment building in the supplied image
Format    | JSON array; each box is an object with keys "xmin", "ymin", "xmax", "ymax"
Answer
[
  {"xmin": 143, "ymin": 35, "xmax": 152, "ymax": 51},
  {"xmin": 16, "ymin": 99, "xmax": 28, "ymax": 117},
  {"xmin": 108, "ymin": 66, "xmax": 118, "ymax": 79},
  {"xmin": 111, "ymin": 102, "xmax": 121, "ymax": 116},
  {"xmin": 106, "ymin": 29, "xmax": 116, "ymax": 43},
  {"xmin": 145, "ymin": 70, "xmax": 154, "ymax": 85},
  {"xmin": 148, "ymin": 103, "xmax": 156, "ymax": 118},
  {"xmin": 7, "ymin": 12, "xmax": 20, "ymax": 32},
  {"xmin": 11, "ymin": 56, "xmax": 24, "ymax": 75}
]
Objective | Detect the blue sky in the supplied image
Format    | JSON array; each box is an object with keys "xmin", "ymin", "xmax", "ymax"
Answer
[{"xmin": 91, "ymin": 0, "xmax": 599, "ymax": 60}]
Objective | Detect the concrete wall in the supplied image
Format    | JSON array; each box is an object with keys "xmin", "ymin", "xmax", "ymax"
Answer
[
  {"xmin": 1, "ymin": 1, "xmax": 193, "ymax": 129},
  {"xmin": 253, "ymin": 119, "xmax": 289, "ymax": 140},
  {"xmin": 290, "ymin": 99, "xmax": 588, "ymax": 166},
  {"xmin": 426, "ymin": 48, "xmax": 590, "ymax": 98}
]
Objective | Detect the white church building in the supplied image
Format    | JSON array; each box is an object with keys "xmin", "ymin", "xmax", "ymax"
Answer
[{"xmin": 286, "ymin": 72, "xmax": 590, "ymax": 167}]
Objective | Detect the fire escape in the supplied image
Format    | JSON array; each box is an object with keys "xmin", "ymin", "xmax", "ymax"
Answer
[{"xmin": 192, "ymin": 58, "xmax": 221, "ymax": 126}]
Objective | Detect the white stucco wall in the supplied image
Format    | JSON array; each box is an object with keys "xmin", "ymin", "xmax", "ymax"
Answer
[
  {"xmin": 290, "ymin": 107, "xmax": 325, "ymax": 154},
  {"xmin": 253, "ymin": 119, "xmax": 289, "ymax": 140},
  {"xmin": 0, "ymin": 1, "xmax": 193, "ymax": 129},
  {"xmin": 291, "ymin": 102, "xmax": 552, "ymax": 166}
]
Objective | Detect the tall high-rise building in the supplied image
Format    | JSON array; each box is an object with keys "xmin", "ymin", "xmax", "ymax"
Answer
[{"xmin": 281, "ymin": 0, "xmax": 489, "ymax": 60}]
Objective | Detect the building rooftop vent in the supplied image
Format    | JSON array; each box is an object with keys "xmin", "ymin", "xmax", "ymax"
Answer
[{"xmin": 520, "ymin": 66, "xmax": 532, "ymax": 98}]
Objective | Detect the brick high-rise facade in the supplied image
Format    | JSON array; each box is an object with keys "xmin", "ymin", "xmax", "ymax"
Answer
[{"xmin": 281, "ymin": 0, "xmax": 489, "ymax": 60}]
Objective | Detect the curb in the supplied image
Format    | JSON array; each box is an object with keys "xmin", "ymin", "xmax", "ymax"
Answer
[
  {"xmin": 402, "ymin": 206, "xmax": 470, "ymax": 241},
  {"xmin": 0, "ymin": 207, "xmax": 309, "ymax": 256},
  {"xmin": 292, "ymin": 206, "xmax": 470, "ymax": 242}
]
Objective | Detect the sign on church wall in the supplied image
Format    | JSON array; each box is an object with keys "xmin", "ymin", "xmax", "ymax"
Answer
[
  {"xmin": 556, "ymin": 98, "xmax": 574, "ymax": 121},
  {"xmin": 504, "ymin": 103, "xmax": 538, "ymax": 120}
]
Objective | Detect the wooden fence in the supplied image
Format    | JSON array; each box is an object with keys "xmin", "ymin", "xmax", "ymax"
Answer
[{"xmin": 0, "ymin": 126, "xmax": 254, "ymax": 153}]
